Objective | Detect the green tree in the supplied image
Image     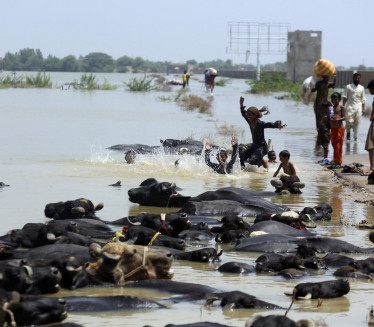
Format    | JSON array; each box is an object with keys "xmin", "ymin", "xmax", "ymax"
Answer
[
  {"xmin": 43, "ymin": 55, "xmax": 61, "ymax": 71},
  {"xmin": 82, "ymin": 52, "xmax": 114, "ymax": 72},
  {"xmin": 116, "ymin": 55, "xmax": 134, "ymax": 73},
  {"xmin": 60, "ymin": 55, "xmax": 80, "ymax": 72}
]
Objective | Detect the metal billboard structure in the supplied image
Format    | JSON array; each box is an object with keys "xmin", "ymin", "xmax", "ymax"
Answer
[{"xmin": 226, "ymin": 22, "xmax": 290, "ymax": 79}]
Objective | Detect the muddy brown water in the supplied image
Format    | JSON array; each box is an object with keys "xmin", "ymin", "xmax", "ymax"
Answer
[{"xmin": 0, "ymin": 72, "xmax": 373, "ymax": 326}]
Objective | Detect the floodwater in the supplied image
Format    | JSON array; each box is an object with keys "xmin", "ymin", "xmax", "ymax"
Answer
[{"xmin": 0, "ymin": 72, "xmax": 373, "ymax": 327}]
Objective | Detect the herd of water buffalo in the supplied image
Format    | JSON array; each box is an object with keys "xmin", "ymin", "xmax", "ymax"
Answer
[{"xmin": 0, "ymin": 175, "xmax": 374, "ymax": 327}]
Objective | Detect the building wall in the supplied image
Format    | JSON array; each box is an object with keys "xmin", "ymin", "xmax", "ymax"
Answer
[{"xmin": 287, "ymin": 30, "xmax": 322, "ymax": 82}]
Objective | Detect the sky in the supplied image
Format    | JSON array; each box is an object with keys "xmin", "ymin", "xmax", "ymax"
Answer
[{"xmin": 1, "ymin": 0, "xmax": 373, "ymax": 68}]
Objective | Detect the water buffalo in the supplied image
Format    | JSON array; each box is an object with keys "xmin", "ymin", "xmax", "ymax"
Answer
[
  {"xmin": 86, "ymin": 242, "xmax": 174, "ymax": 284},
  {"xmin": 247, "ymin": 221, "xmax": 314, "ymax": 237},
  {"xmin": 125, "ymin": 213, "xmax": 192, "ymax": 237},
  {"xmin": 217, "ymin": 262, "xmax": 256, "ymax": 274},
  {"xmin": 9, "ymin": 221, "xmax": 92, "ymax": 248},
  {"xmin": 63, "ymin": 295, "xmax": 166, "ymax": 312},
  {"xmin": 160, "ymin": 138, "xmax": 204, "ymax": 155},
  {"xmin": 210, "ymin": 216, "xmax": 251, "ymax": 233},
  {"xmin": 44, "ymin": 198, "xmax": 104, "ymax": 220},
  {"xmin": 49, "ymin": 218, "xmax": 115, "ymax": 239},
  {"xmin": 122, "ymin": 225, "xmax": 186, "ymax": 250},
  {"xmin": 12, "ymin": 293, "xmax": 67, "ymax": 325},
  {"xmin": 255, "ymin": 253, "xmax": 305, "ymax": 272},
  {"xmin": 351, "ymin": 258, "xmax": 374, "ymax": 273},
  {"xmin": 205, "ymin": 290, "xmax": 282, "ymax": 309},
  {"xmin": 333, "ymin": 266, "xmax": 374, "ymax": 280},
  {"xmin": 173, "ymin": 248, "xmax": 222, "ymax": 262},
  {"xmin": 0, "ymin": 262, "xmax": 62, "ymax": 294},
  {"xmin": 124, "ymin": 279, "xmax": 220, "ymax": 295},
  {"xmin": 107, "ymin": 143, "xmax": 158, "ymax": 153},
  {"xmin": 11, "ymin": 244, "xmax": 94, "ymax": 262},
  {"xmin": 277, "ymin": 268, "xmax": 306, "ymax": 279},
  {"xmin": 248, "ymin": 315, "xmax": 312, "ymax": 327},
  {"xmin": 128, "ymin": 178, "xmax": 191, "ymax": 207},
  {"xmin": 188, "ymin": 187, "xmax": 277, "ymax": 203},
  {"xmin": 233, "ymin": 234, "xmax": 374, "ymax": 254},
  {"xmin": 179, "ymin": 199, "xmax": 287, "ymax": 217},
  {"xmin": 286, "ymin": 279, "xmax": 350, "ymax": 299},
  {"xmin": 321, "ymin": 253, "xmax": 355, "ymax": 268}
]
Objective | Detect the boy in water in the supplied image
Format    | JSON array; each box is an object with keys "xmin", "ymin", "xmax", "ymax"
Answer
[
  {"xmin": 267, "ymin": 150, "xmax": 277, "ymax": 163},
  {"xmin": 205, "ymin": 136, "xmax": 238, "ymax": 174},
  {"xmin": 239, "ymin": 96, "xmax": 286, "ymax": 170},
  {"xmin": 330, "ymin": 92, "xmax": 345, "ymax": 166},
  {"xmin": 271, "ymin": 150, "xmax": 305, "ymax": 193},
  {"xmin": 124, "ymin": 150, "xmax": 136, "ymax": 164}
]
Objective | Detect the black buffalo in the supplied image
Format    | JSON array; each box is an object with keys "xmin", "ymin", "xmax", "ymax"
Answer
[
  {"xmin": 128, "ymin": 178, "xmax": 191, "ymax": 207},
  {"xmin": 44, "ymin": 198, "xmax": 104, "ymax": 220},
  {"xmin": 205, "ymin": 290, "xmax": 282, "ymax": 309},
  {"xmin": 255, "ymin": 253, "xmax": 305, "ymax": 272},
  {"xmin": 233, "ymin": 234, "xmax": 374, "ymax": 254},
  {"xmin": 122, "ymin": 225, "xmax": 186, "ymax": 250},
  {"xmin": 0, "ymin": 290, "xmax": 67, "ymax": 326},
  {"xmin": 287, "ymin": 279, "xmax": 350, "ymax": 299},
  {"xmin": 179, "ymin": 199, "xmax": 287, "ymax": 217},
  {"xmin": 0, "ymin": 262, "xmax": 61, "ymax": 294},
  {"xmin": 64, "ymin": 295, "xmax": 166, "ymax": 312},
  {"xmin": 173, "ymin": 248, "xmax": 222, "ymax": 262},
  {"xmin": 217, "ymin": 262, "xmax": 255, "ymax": 274}
]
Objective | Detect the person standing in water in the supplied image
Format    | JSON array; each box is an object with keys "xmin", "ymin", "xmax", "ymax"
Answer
[
  {"xmin": 311, "ymin": 75, "xmax": 336, "ymax": 130},
  {"xmin": 330, "ymin": 92, "xmax": 345, "ymax": 166},
  {"xmin": 239, "ymin": 96, "xmax": 286, "ymax": 170},
  {"xmin": 343, "ymin": 73, "xmax": 365, "ymax": 141}
]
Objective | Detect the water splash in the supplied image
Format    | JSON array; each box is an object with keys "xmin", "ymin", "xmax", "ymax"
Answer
[{"xmin": 89, "ymin": 144, "xmax": 115, "ymax": 163}]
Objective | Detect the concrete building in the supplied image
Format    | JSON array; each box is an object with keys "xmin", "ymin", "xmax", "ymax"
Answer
[{"xmin": 287, "ymin": 30, "xmax": 322, "ymax": 82}]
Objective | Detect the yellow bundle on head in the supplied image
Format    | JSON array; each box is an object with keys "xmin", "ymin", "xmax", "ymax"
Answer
[{"xmin": 313, "ymin": 59, "xmax": 336, "ymax": 79}]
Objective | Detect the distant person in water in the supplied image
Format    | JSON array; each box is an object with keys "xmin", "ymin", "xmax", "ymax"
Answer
[
  {"xmin": 271, "ymin": 150, "xmax": 305, "ymax": 193},
  {"xmin": 182, "ymin": 70, "xmax": 187, "ymax": 89},
  {"xmin": 124, "ymin": 150, "xmax": 136, "ymax": 164},
  {"xmin": 267, "ymin": 150, "xmax": 277, "ymax": 163},
  {"xmin": 239, "ymin": 96, "xmax": 286, "ymax": 170},
  {"xmin": 205, "ymin": 136, "xmax": 238, "ymax": 174}
]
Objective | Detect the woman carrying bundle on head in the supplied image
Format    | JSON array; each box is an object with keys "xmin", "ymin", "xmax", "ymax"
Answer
[{"xmin": 239, "ymin": 96, "xmax": 286, "ymax": 170}]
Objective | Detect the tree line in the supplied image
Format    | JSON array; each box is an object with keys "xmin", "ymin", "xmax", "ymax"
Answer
[
  {"xmin": 2, "ymin": 48, "xmax": 372, "ymax": 73},
  {"xmin": 0, "ymin": 48, "xmax": 289, "ymax": 73}
]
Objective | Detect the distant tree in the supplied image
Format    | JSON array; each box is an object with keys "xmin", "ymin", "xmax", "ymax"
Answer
[
  {"xmin": 43, "ymin": 55, "xmax": 61, "ymax": 71},
  {"xmin": 60, "ymin": 55, "xmax": 80, "ymax": 72},
  {"xmin": 82, "ymin": 52, "xmax": 115, "ymax": 72},
  {"xmin": 186, "ymin": 59, "xmax": 197, "ymax": 66},
  {"xmin": 116, "ymin": 55, "xmax": 134, "ymax": 73}
]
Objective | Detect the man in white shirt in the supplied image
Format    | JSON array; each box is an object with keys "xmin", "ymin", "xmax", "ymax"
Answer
[{"xmin": 343, "ymin": 73, "xmax": 366, "ymax": 141}]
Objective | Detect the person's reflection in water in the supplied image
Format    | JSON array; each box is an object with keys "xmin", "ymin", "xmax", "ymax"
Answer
[{"xmin": 345, "ymin": 140, "xmax": 358, "ymax": 156}]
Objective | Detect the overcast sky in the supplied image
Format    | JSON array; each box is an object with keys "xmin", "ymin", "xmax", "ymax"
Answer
[{"xmin": 2, "ymin": 0, "xmax": 373, "ymax": 67}]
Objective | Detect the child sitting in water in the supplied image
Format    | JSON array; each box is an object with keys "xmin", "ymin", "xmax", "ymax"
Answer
[
  {"xmin": 270, "ymin": 150, "xmax": 305, "ymax": 193},
  {"xmin": 205, "ymin": 136, "xmax": 238, "ymax": 174}
]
